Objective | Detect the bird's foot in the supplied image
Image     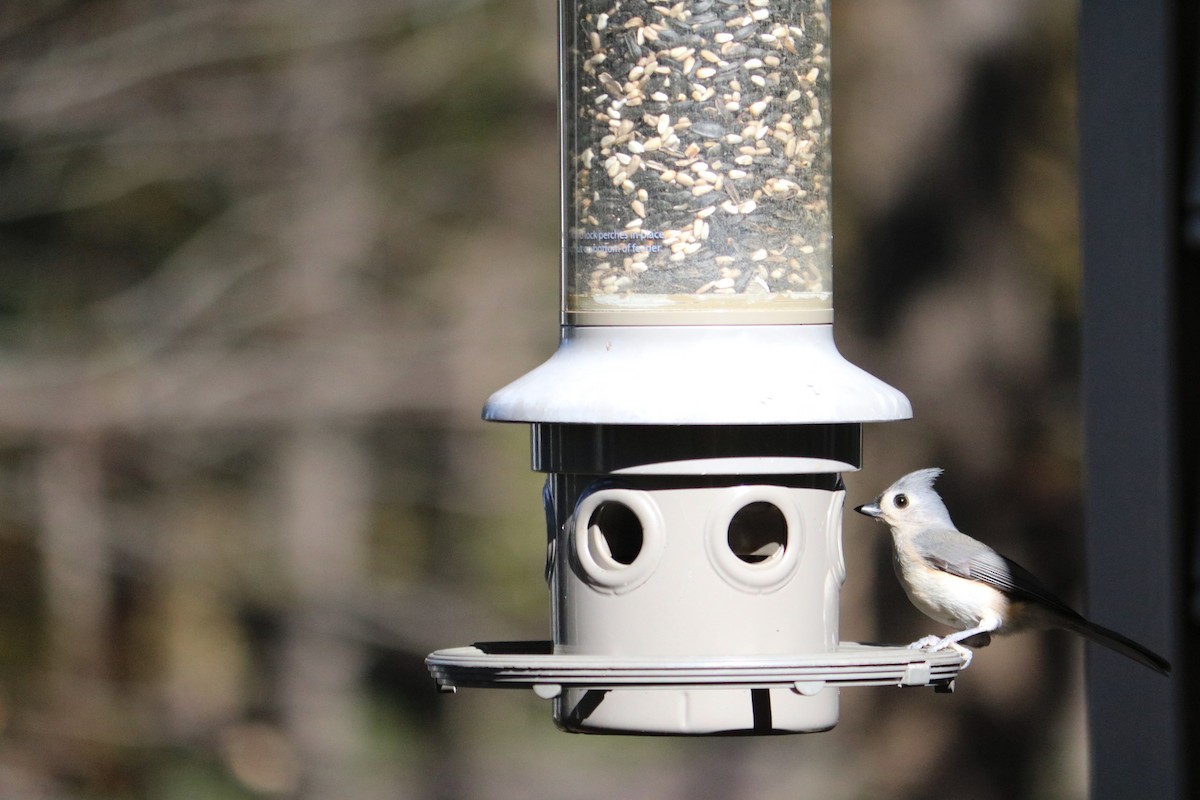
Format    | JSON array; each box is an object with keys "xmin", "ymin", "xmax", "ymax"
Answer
[
  {"xmin": 945, "ymin": 642, "xmax": 973, "ymax": 669},
  {"xmin": 906, "ymin": 635, "xmax": 974, "ymax": 670},
  {"xmin": 906, "ymin": 635, "xmax": 943, "ymax": 651}
]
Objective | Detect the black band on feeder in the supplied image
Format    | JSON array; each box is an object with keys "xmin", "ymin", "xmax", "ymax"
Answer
[{"xmin": 530, "ymin": 423, "xmax": 861, "ymax": 474}]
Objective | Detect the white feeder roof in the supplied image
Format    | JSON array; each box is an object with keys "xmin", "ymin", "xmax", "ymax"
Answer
[{"xmin": 483, "ymin": 324, "xmax": 911, "ymax": 426}]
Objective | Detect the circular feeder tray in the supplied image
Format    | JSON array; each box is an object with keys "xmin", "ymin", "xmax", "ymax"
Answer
[{"xmin": 426, "ymin": 641, "xmax": 964, "ymax": 697}]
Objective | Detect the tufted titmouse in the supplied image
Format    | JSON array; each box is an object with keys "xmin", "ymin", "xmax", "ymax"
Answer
[{"xmin": 855, "ymin": 468, "xmax": 1170, "ymax": 674}]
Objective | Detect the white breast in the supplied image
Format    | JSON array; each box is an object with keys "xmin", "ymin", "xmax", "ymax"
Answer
[{"xmin": 893, "ymin": 539, "xmax": 1012, "ymax": 629}]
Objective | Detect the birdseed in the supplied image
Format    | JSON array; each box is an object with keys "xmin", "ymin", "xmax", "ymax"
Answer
[{"xmin": 564, "ymin": 0, "xmax": 833, "ymax": 315}]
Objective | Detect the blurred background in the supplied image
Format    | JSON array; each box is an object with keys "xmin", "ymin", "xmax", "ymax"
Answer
[{"xmin": 0, "ymin": 0, "xmax": 1086, "ymax": 797}]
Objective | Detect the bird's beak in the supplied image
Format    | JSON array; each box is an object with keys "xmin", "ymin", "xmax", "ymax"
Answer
[{"xmin": 855, "ymin": 502, "xmax": 883, "ymax": 520}]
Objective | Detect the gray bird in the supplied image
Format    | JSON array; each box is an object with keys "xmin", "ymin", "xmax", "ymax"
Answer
[{"xmin": 855, "ymin": 468, "xmax": 1170, "ymax": 674}]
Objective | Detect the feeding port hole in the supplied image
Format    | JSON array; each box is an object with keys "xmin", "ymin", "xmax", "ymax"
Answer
[
  {"xmin": 728, "ymin": 501, "xmax": 788, "ymax": 564},
  {"xmin": 587, "ymin": 500, "xmax": 644, "ymax": 568}
]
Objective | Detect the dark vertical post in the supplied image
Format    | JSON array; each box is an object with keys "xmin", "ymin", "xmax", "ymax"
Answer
[{"xmin": 1079, "ymin": 2, "xmax": 1185, "ymax": 798}]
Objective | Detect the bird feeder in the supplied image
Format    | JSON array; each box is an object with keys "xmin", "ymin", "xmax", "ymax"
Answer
[{"xmin": 425, "ymin": 0, "xmax": 962, "ymax": 735}]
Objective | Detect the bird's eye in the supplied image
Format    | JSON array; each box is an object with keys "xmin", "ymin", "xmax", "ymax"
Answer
[{"xmin": 893, "ymin": 493, "xmax": 908, "ymax": 509}]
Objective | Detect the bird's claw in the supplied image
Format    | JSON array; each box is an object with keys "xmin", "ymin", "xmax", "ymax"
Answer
[
  {"xmin": 907, "ymin": 635, "xmax": 974, "ymax": 670},
  {"xmin": 907, "ymin": 635, "xmax": 943, "ymax": 651},
  {"xmin": 945, "ymin": 642, "xmax": 973, "ymax": 669}
]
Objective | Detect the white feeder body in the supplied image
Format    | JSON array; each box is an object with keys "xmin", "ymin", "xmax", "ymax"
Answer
[
  {"xmin": 549, "ymin": 473, "xmax": 845, "ymax": 733},
  {"xmin": 557, "ymin": 483, "xmax": 843, "ymax": 656}
]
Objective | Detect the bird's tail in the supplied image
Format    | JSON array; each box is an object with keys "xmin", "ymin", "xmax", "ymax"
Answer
[{"xmin": 1058, "ymin": 616, "xmax": 1171, "ymax": 675}]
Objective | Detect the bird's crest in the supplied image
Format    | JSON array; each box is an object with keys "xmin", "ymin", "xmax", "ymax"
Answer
[{"xmin": 892, "ymin": 467, "xmax": 944, "ymax": 495}]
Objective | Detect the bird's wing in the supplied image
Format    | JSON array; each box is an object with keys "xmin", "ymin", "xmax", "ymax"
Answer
[
  {"xmin": 909, "ymin": 528, "xmax": 1169, "ymax": 675},
  {"xmin": 911, "ymin": 528, "xmax": 1082, "ymax": 618}
]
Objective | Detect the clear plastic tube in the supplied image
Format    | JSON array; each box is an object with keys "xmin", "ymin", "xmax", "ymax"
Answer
[{"xmin": 563, "ymin": 0, "xmax": 833, "ymax": 323}]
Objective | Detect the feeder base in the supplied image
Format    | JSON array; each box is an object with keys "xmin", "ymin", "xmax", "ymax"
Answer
[{"xmin": 425, "ymin": 641, "xmax": 962, "ymax": 735}]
